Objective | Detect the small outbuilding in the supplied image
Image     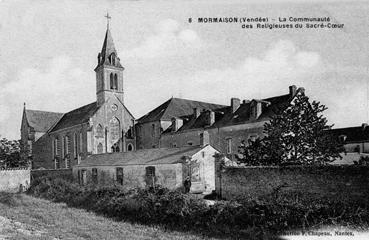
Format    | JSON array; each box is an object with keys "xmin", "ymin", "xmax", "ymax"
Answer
[{"xmin": 73, "ymin": 144, "xmax": 226, "ymax": 193}]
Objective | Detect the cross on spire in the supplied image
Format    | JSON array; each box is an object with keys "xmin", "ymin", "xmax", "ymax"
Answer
[{"xmin": 105, "ymin": 12, "xmax": 111, "ymax": 29}]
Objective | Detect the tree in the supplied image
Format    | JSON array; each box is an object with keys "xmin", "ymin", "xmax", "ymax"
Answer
[
  {"xmin": 237, "ymin": 91, "xmax": 344, "ymax": 165},
  {"xmin": 0, "ymin": 137, "xmax": 26, "ymax": 168}
]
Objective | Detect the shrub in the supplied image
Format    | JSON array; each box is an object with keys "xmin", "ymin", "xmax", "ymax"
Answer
[
  {"xmin": 27, "ymin": 177, "xmax": 369, "ymax": 237},
  {"xmin": 0, "ymin": 192, "xmax": 19, "ymax": 206}
]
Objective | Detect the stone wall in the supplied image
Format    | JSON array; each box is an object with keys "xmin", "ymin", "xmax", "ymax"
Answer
[
  {"xmin": 216, "ymin": 165, "xmax": 369, "ymax": 200},
  {"xmin": 31, "ymin": 169, "xmax": 73, "ymax": 183},
  {"xmin": 0, "ymin": 168, "xmax": 30, "ymax": 192}
]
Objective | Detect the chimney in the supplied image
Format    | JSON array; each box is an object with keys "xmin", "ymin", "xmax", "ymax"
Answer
[
  {"xmin": 193, "ymin": 108, "xmax": 200, "ymax": 119},
  {"xmin": 298, "ymin": 87, "xmax": 305, "ymax": 94},
  {"xmin": 231, "ymin": 98, "xmax": 240, "ymax": 113},
  {"xmin": 171, "ymin": 117, "xmax": 183, "ymax": 132},
  {"xmin": 205, "ymin": 110, "xmax": 215, "ymax": 126},
  {"xmin": 289, "ymin": 85, "xmax": 297, "ymax": 97},
  {"xmin": 200, "ymin": 131, "xmax": 210, "ymax": 147},
  {"xmin": 250, "ymin": 100, "xmax": 262, "ymax": 120},
  {"xmin": 242, "ymin": 99, "xmax": 250, "ymax": 104}
]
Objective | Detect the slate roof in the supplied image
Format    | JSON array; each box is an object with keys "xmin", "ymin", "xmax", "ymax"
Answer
[
  {"xmin": 50, "ymin": 102, "xmax": 99, "ymax": 132},
  {"xmin": 77, "ymin": 145, "xmax": 203, "ymax": 167},
  {"xmin": 137, "ymin": 98, "xmax": 226, "ymax": 123},
  {"xmin": 25, "ymin": 110, "xmax": 63, "ymax": 132},
  {"xmin": 162, "ymin": 93, "xmax": 292, "ymax": 134},
  {"xmin": 328, "ymin": 126, "xmax": 369, "ymax": 143}
]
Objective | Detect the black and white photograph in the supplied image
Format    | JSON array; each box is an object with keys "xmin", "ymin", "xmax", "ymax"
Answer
[{"xmin": 0, "ymin": 0, "xmax": 368, "ymax": 239}]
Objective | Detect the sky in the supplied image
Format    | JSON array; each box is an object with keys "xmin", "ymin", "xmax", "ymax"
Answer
[{"xmin": 0, "ymin": 0, "xmax": 368, "ymax": 140}]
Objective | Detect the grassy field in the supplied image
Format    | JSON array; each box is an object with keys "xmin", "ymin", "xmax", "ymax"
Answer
[{"xmin": 0, "ymin": 193, "xmax": 219, "ymax": 240}]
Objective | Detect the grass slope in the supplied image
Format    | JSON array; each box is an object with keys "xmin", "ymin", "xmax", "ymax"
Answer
[{"xmin": 0, "ymin": 193, "xmax": 218, "ymax": 240}]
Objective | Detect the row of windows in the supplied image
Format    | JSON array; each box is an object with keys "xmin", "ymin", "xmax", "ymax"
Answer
[
  {"xmin": 78, "ymin": 166, "xmax": 156, "ymax": 185},
  {"xmin": 54, "ymin": 158, "xmax": 71, "ymax": 169},
  {"xmin": 53, "ymin": 132, "xmax": 83, "ymax": 160},
  {"xmin": 167, "ymin": 135, "xmax": 258, "ymax": 154}
]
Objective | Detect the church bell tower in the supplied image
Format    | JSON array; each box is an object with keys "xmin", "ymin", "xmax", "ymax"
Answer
[{"xmin": 95, "ymin": 14, "xmax": 124, "ymax": 107}]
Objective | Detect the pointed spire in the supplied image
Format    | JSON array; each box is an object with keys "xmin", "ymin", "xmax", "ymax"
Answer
[
  {"xmin": 101, "ymin": 28, "xmax": 117, "ymax": 60},
  {"xmin": 95, "ymin": 14, "xmax": 123, "ymax": 70}
]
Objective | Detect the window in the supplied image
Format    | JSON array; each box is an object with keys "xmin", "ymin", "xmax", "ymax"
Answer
[
  {"xmin": 79, "ymin": 132, "xmax": 83, "ymax": 153},
  {"xmin": 112, "ymin": 143, "xmax": 120, "ymax": 153},
  {"xmin": 151, "ymin": 124, "xmax": 155, "ymax": 137},
  {"xmin": 81, "ymin": 170, "xmax": 87, "ymax": 185},
  {"xmin": 127, "ymin": 143, "xmax": 134, "ymax": 151},
  {"xmin": 54, "ymin": 138, "xmax": 60, "ymax": 157},
  {"xmin": 116, "ymin": 167, "xmax": 123, "ymax": 185},
  {"xmin": 339, "ymin": 135, "xmax": 347, "ymax": 143},
  {"xmin": 74, "ymin": 133, "xmax": 78, "ymax": 158},
  {"xmin": 145, "ymin": 166, "xmax": 155, "ymax": 187},
  {"xmin": 77, "ymin": 170, "xmax": 81, "ymax": 184},
  {"xmin": 27, "ymin": 140, "xmax": 32, "ymax": 156},
  {"xmin": 65, "ymin": 158, "xmax": 71, "ymax": 169},
  {"xmin": 55, "ymin": 158, "xmax": 60, "ymax": 169},
  {"xmin": 96, "ymin": 124, "xmax": 104, "ymax": 138},
  {"xmin": 64, "ymin": 135, "xmax": 70, "ymax": 156},
  {"xmin": 92, "ymin": 168, "xmax": 98, "ymax": 184},
  {"xmin": 110, "ymin": 118, "xmax": 120, "ymax": 143},
  {"xmin": 114, "ymin": 74, "xmax": 118, "ymax": 90},
  {"xmin": 146, "ymin": 166, "xmax": 155, "ymax": 176},
  {"xmin": 187, "ymin": 141, "xmax": 193, "ymax": 146},
  {"xmin": 226, "ymin": 138, "xmax": 232, "ymax": 154},
  {"xmin": 110, "ymin": 73, "xmax": 114, "ymax": 90},
  {"xmin": 97, "ymin": 143, "xmax": 103, "ymax": 154}
]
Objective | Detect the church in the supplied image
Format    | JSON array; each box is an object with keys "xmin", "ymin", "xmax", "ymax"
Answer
[{"xmin": 21, "ymin": 24, "xmax": 135, "ymax": 169}]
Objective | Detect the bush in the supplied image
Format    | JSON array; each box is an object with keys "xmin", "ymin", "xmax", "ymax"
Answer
[
  {"xmin": 0, "ymin": 192, "xmax": 20, "ymax": 206},
  {"xmin": 27, "ymin": 177, "xmax": 369, "ymax": 237}
]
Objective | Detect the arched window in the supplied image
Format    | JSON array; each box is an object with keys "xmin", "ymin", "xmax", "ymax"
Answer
[
  {"xmin": 127, "ymin": 143, "xmax": 134, "ymax": 151},
  {"xmin": 110, "ymin": 73, "xmax": 114, "ymax": 90},
  {"xmin": 110, "ymin": 118, "xmax": 120, "ymax": 143},
  {"xmin": 112, "ymin": 143, "xmax": 120, "ymax": 153},
  {"xmin": 114, "ymin": 74, "xmax": 118, "ymax": 90},
  {"xmin": 96, "ymin": 124, "xmax": 104, "ymax": 138},
  {"xmin": 97, "ymin": 143, "xmax": 103, "ymax": 154}
]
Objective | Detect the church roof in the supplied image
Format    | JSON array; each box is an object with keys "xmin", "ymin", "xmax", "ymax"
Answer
[
  {"xmin": 137, "ymin": 98, "xmax": 226, "ymax": 123},
  {"xmin": 25, "ymin": 110, "xmax": 63, "ymax": 132},
  {"xmin": 77, "ymin": 145, "xmax": 203, "ymax": 167},
  {"xmin": 50, "ymin": 102, "xmax": 99, "ymax": 132}
]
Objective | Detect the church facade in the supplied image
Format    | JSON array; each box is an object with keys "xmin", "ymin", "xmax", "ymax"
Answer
[{"xmin": 21, "ymin": 27, "xmax": 135, "ymax": 169}]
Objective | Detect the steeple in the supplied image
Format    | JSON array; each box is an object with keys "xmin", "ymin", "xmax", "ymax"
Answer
[
  {"xmin": 95, "ymin": 15, "xmax": 125, "ymax": 107},
  {"xmin": 95, "ymin": 28, "xmax": 123, "ymax": 69}
]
